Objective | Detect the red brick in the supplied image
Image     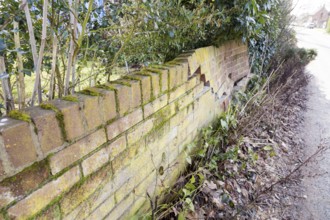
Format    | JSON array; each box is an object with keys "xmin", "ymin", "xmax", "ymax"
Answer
[
  {"xmin": 51, "ymin": 99, "xmax": 85, "ymax": 141},
  {"xmin": 8, "ymin": 166, "xmax": 80, "ymax": 219},
  {"xmin": 0, "ymin": 117, "xmax": 37, "ymax": 169},
  {"xmin": 25, "ymin": 107, "xmax": 64, "ymax": 154},
  {"xmin": 50, "ymin": 129, "xmax": 107, "ymax": 174},
  {"xmin": 106, "ymin": 108, "xmax": 143, "ymax": 141},
  {"xmin": 0, "ymin": 160, "xmax": 50, "ymax": 209}
]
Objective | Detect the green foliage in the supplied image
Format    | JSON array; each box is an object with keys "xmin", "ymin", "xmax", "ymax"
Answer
[{"xmin": 0, "ymin": 0, "xmax": 294, "ymax": 110}]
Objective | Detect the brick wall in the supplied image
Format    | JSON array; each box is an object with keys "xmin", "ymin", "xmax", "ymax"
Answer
[{"xmin": 0, "ymin": 40, "xmax": 250, "ymax": 219}]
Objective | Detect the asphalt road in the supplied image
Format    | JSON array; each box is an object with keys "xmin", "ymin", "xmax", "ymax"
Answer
[{"xmin": 296, "ymin": 27, "xmax": 330, "ymax": 220}]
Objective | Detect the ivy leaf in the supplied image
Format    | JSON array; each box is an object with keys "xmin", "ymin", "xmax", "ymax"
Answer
[{"xmin": 185, "ymin": 198, "xmax": 195, "ymax": 211}]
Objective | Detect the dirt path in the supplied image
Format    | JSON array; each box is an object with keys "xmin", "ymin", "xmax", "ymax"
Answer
[{"xmin": 296, "ymin": 27, "xmax": 330, "ymax": 220}]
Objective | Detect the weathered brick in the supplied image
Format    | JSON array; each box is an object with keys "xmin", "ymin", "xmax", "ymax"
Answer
[
  {"xmin": 172, "ymin": 58, "xmax": 189, "ymax": 84},
  {"xmin": 25, "ymin": 107, "xmax": 64, "ymax": 154},
  {"xmin": 50, "ymin": 129, "xmax": 107, "ymax": 174},
  {"xmin": 111, "ymin": 149, "xmax": 130, "ymax": 175},
  {"xmin": 176, "ymin": 90, "xmax": 194, "ymax": 110},
  {"xmin": 127, "ymin": 118, "xmax": 154, "ymax": 145},
  {"xmin": 146, "ymin": 67, "xmax": 169, "ymax": 93},
  {"xmin": 82, "ymin": 147, "xmax": 110, "ymax": 177},
  {"xmin": 108, "ymin": 135, "xmax": 127, "ymax": 160},
  {"xmin": 0, "ymin": 161, "xmax": 4, "ymax": 179},
  {"xmin": 0, "ymin": 160, "xmax": 50, "ymax": 209},
  {"xmin": 105, "ymin": 193, "xmax": 134, "ymax": 220},
  {"xmin": 133, "ymin": 159, "xmax": 155, "ymax": 185},
  {"xmin": 134, "ymin": 171, "xmax": 157, "ymax": 198},
  {"xmin": 110, "ymin": 83, "xmax": 131, "ymax": 116},
  {"xmin": 60, "ymin": 164, "xmax": 111, "ymax": 216},
  {"xmin": 106, "ymin": 108, "xmax": 143, "ymax": 141},
  {"xmin": 165, "ymin": 64, "xmax": 178, "ymax": 90},
  {"xmin": 51, "ymin": 99, "xmax": 85, "ymax": 141},
  {"xmin": 114, "ymin": 177, "xmax": 135, "ymax": 203},
  {"xmin": 127, "ymin": 138, "xmax": 146, "ymax": 163},
  {"xmin": 35, "ymin": 204, "xmax": 61, "ymax": 220},
  {"xmin": 122, "ymin": 196, "xmax": 147, "ymax": 219},
  {"xmin": 143, "ymin": 94, "xmax": 168, "ymax": 118},
  {"xmin": 0, "ymin": 117, "xmax": 37, "ymax": 169},
  {"xmin": 111, "ymin": 163, "xmax": 136, "ymax": 192},
  {"xmin": 77, "ymin": 94, "xmax": 103, "ymax": 131},
  {"xmin": 145, "ymin": 122, "xmax": 170, "ymax": 151},
  {"xmin": 89, "ymin": 88, "xmax": 117, "ymax": 122},
  {"xmin": 131, "ymin": 74, "xmax": 152, "ymax": 104},
  {"xmin": 62, "ymin": 164, "xmax": 113, "ymax": 220},
  {"xmin": 185, "ymin": 75, "xmax": 199, "ymax": 91},
  {"xmin": 149, "ymin": 72, "xmax": 161, "ymax": 98},
  {"xmin": 168, "ymin": 83, "xmax": 187, "ymax": 103},
  {"xmin": 115, "ymin": 79, "xmax": 142, "ymax": 111},
  {"xmin": 87, "ymin": 194, "xmax": 115, "ymax": 220},
  {"xmin": 8, "ymin": 166, "xmax": 80, "ymax": 219}
]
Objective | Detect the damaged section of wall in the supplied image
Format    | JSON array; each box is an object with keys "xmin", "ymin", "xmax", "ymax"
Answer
[{"xmin": 0, "ymin": 40, "xmax": 250, "ymax": 219}]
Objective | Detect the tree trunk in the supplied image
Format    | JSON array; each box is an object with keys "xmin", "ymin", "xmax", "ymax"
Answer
[
  {"xmin": 22, "ymin": 0, "xmax": 43, "ymax": 105},
  {"xmin": 13, "ymin": 21, "xmax": 25, "ymax": 109},
  {"xmin": 31, "ymin": 0, "xmax": 48, "ymax": 106},
  {"xmin": 49, "ymin": 33, "xmax": 58, "ymax": 100},
  {"xmin": 64, "ymin": 0, "xmax": 76, "ymax": 96},
  {"xmin": 0, "ymin": 57, "xmax": 14, "ymax": 113}
]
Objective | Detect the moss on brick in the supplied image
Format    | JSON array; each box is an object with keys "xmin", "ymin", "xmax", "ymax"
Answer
[
  {"xmin": 123, "ymin": 75, "xmax": 141, "ymax": 81},
  {"xmin": 8, "ymin": 110, "xmax": 31, "ymax": 123},
  {"xmin": 78, "ymin": 87, "xmax": 102, "ymax": 96},
  {"xmin": 136, "ymin": 71, "xmax": 152, "ymax": 77},
  {"xmin": 40, "ymin": 103, "xmax": 67, "ymax": 142},
  {"xmin": 149, "ymin": 64, "xmax": 168, "ymax": 70},
  {"xmin": 96, "ymin": 84, "xmax": 117, "ymax": 91},
  {"xmin": 144, "ymin": 68, "xmax": 163, "ymax": 75},
  {"xmin": 114, "ymin": 80, "xmax": 132, "ymax": 87},
  {"xmin": 62, "ymin": 95, "xmax": 79, "ymax": 102}
]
